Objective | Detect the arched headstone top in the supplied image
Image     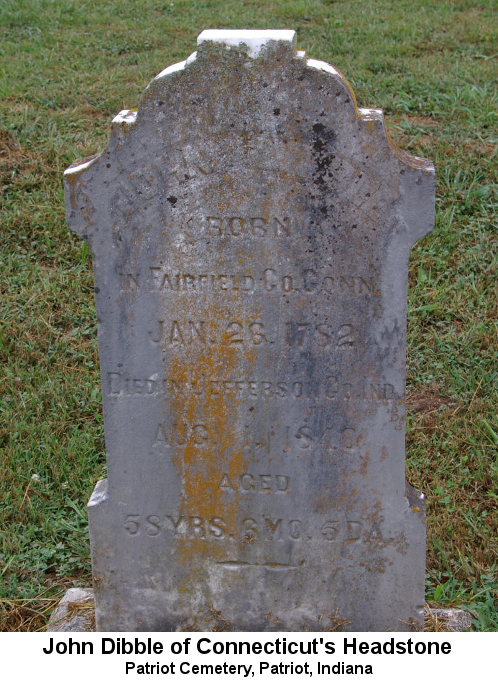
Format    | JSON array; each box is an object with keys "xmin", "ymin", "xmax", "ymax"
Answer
[{"xmin": 66, "ymin": 30, "xmax": 434, "ymax": 251}]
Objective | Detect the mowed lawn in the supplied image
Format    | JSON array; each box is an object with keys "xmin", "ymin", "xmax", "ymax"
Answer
[{"xmin": 0, "ymin": 0, "xmax": 496, "ymax": 630}]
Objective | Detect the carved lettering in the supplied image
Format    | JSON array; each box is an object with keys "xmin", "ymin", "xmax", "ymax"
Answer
[
  {"xmin": 121, "ymin": 267, "xmax": 379, "ymax": 296},
  {"xmin": 285, "ymin": 321, "xmax": 356, "ymax": 348},
  {"xmin": 181, "ymin": 215, "xmax": 291, "ymax": 239},
  {"xmin": 123, "ymin": 514, "xmax": 392, "ymax": 546},
  {"xmin": 295, "ymin": 425, "xmax": 361, "ymax": 452},
  {"xmin": 217, "ymin": 473, "xmax": 290, "ymax": 493},
  {"xmin": 149, "ymin": 320, "xmax": 208, "ymax": 346},
  {"xmin": 151, "ymin": 422, "xmax": 209, "ymax": 449},
  {"xmin": 107, "ymin": 372, "xmax": 400, "ymax": 404}
]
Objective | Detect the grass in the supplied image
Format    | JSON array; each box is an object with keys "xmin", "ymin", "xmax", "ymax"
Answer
[{"xmin": 1, "ymin": 0, "xmax": 497, "ymax": 631}]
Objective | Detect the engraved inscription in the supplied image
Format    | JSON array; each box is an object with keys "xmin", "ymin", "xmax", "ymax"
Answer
[
  {"xmin": 107, "ymin": 371, "xmax": 401, "ymax": 403},
  {"xmin": 285, "ymin": 321, "xmax": 355, "ymax": 347},
  {"xmin": 121, "ymin": 267, "xmax": 379, "ymax": 296},
  {"xmin": 148, "ymin": 320, "xmax": 207, "ymax": 345},
  {"xmin": 147, "ymin": 319, "xmax": 356, "ymax": 348},
  {"xmin": 123, "ymin": 513, "xmax": 392, "ymax": 546},
  {"xmin": 149, "ymin": 421, "xmax": 368, "ymax": 455},
  {"xmin": 148, "ymin": 270, "xmax": 255, "ymax": 293},
  {"xmin": 218, "ymin": 473, "xmax": 290, "ymax": 493},
  {"xmin": 152, "ymin": 422, "xmax": 209, "ymax": 448},
  {"xmin": 184, "ymin": 215, "xmax": 290, "ymax": 238}
]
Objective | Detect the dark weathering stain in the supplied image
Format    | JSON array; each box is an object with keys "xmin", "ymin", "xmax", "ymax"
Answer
[
  {"xmin": 311, "ymin": 122, "xmax": 336, "ymax": 220},
  {"xmin": 167, "ymin": 196, "xmax": 177, "ymax": 206},
  {"xmin": 312, "ymin": 123, "xmax": 336, "ymax": 188}
]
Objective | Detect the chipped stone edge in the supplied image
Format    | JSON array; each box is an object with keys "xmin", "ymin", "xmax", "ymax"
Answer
[
  {"xmin": 154, "ymin": 50, "xmax": 198, "ymax": 81},
  {"xmin": 112, "ymin": 109, "xmax": 138, "ymax": 125},
  {"xmin": 88, "ymin": 478, "xmax": 108, "ymax": 508},
  {"xmin": 406, "ymin": 482, "xmax": 426, "ymax": 517},
  {"xmin": 64, "ymin": 154, "xmax": 100, "ymax": 177}
]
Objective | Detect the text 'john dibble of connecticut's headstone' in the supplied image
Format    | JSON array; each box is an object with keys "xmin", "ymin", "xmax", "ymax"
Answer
[{"xmin": 64, "ymin": 29, "xmax": 435, "ymax": 631}]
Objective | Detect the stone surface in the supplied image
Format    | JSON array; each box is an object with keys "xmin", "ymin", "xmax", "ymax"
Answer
[
  {"xmin": 64, "ymin": 30, "xmax": 435, "ymax": 631},
  {"xmin": 46, "ymin": 588, "xmax": 95, "ymax": 632}
]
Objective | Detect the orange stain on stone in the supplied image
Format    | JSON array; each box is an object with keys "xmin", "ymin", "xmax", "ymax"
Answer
[{"xmin": 165, "ymin": 284, "xmax": 259, "ymax": 567}]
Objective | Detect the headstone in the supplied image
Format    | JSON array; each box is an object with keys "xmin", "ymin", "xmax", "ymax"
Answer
[{"xmin": 64, "ymin": 29, "xmax": 435, "ymax": 631}]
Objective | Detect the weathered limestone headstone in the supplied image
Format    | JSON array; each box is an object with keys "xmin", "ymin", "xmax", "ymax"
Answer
[{"xmin": 64, "ymin": 30, "xmax": 435, "ymax": 631}]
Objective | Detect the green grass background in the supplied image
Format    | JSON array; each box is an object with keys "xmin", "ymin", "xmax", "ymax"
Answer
[{"xmin": 0, "ymin": 0, "xmax": 496, "ymax": 630}]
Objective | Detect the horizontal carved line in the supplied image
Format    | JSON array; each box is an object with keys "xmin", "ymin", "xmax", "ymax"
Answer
[{"xmin": 216, "ymin": 561, "xmax": 299, "ymax": 570}]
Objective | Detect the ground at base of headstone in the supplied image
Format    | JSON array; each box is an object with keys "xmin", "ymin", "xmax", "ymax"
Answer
[
  {"xmin": 46, "ymin": 589, "xmax": 472, "ymax": 633},
  {"xmin": 424, "ymin": 606, "xmax": 473, "ymax": 632},
  {"xmin": 46, "ymin": 588, "xmax": 95, "ymax": 632}
]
